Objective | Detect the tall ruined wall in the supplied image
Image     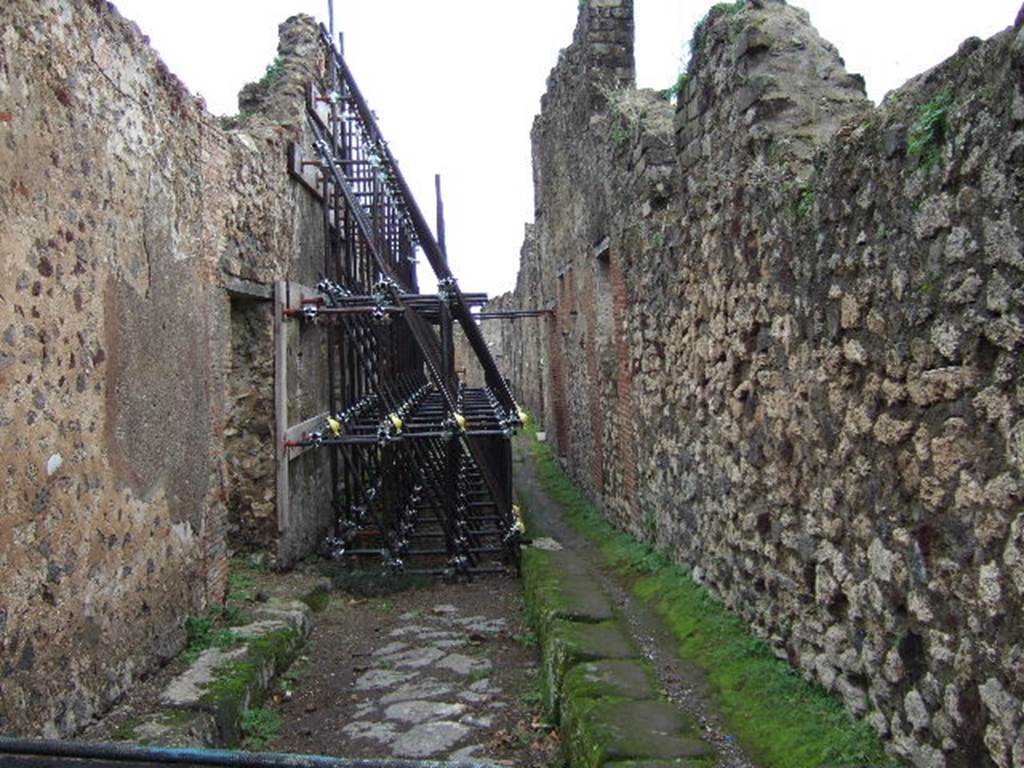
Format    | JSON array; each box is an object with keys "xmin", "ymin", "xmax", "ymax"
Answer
[
  {"xmin": 0, "ymin": 0, "xmax": 330, "ymax": 736},
  {"xmin": 498, "ymin": 1, "xmax": 1024, "ymax": 766}
]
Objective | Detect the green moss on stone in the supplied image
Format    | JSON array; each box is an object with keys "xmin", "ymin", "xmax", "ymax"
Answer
[
  {"xmin": 522, "ymin": 547, "xmax": 567, "ymax": 637},
  {"xmin": 110, "ymin": 719, "xmax": 141, "ymax": 741},
  {"xmin": 562, "ymin": 659, "xmax": 657, "ymax": 703},
  {"xmin": 158, "ymin": 708, "xmax": 203, "ymax": 727},
  {"xmin": 248, "ymin": 627, "xmax": 297, "ymax": 670},
  {"xmin": 523, "ymin": 548, "xmax": 615, "ymax": 648},
  {"xmin": 200, "ymin": 659, "xmax": 259, "ymax": 711},
  {"xmin": 300, "ymin": 588, "xmax": 330, "ymax": 613},
  {"xmin": 521, "ymin": 427, "xmax": 896, "ymax": 768},
  {"xmin": 604, "ymin": 759, "xmax": 717, "ymax": 768},
  {"xmin": 563, "ymin": 697, "xmax": 711, "ymax": 768},
  {"xmin": 543, "ymin": 619, "xmax": 638, "ymax": 720}
]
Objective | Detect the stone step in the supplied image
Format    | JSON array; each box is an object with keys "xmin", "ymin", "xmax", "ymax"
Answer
[{"xmin": 115, "ymin": 599, "xmax": 312, "ymax": 748}]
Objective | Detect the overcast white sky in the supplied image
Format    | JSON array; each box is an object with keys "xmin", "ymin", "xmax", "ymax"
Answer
[{"xmin": 112, "ymin": 0, "xmax": 1020, "ymax": 298}]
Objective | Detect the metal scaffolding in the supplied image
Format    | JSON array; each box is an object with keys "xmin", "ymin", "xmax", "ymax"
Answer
[{"xmin": 281, "ymin": 26, "xmax": 525, "ymax": 577}]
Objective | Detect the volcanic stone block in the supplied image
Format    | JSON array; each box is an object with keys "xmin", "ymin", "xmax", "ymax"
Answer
[{"xmin": 542, "ymin": 619, "xmax": 638, "ymax": 719}]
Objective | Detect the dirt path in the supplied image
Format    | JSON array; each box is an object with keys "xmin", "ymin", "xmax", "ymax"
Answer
[
  {"xmin": 266, "ymin": 575, "xmax": 559, "ymax": 766},
  {"xmin": 513, "ymin": 439, "xmax": 761, "ymax": 768}
]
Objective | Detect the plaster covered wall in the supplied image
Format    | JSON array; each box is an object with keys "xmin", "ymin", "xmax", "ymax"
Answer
[
  {"xmin": 0, "ymin": 0, "xmax": 330, "ymax": 736},
  {"xmin": 494, "ymin": 1, "xmax": 1024, "ymax": 765}
]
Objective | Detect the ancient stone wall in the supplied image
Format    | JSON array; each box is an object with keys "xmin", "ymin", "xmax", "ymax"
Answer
[
  {"xmin": 0, "ymin": 0, "xmax": 330, "ymax": 736},
  {"xmin": 495, "ymin": 1, "xmax": 1024, "ymax": 765}
]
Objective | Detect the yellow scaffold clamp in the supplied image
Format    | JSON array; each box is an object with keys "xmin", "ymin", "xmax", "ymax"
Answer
[
  {"xmin": 326, "ymin": 415, "xmax": 344, "ymax": 437},
  {"xmin": 513, "ymin": 504, "xmax": 526, "ymax": 534},
  {"xmin": 453, "ymin": 412, "xmax": 468, "ymax": 433},
  {"xmin": 388, "ymin": 413, "xmax": 404, "ymax": 434}
]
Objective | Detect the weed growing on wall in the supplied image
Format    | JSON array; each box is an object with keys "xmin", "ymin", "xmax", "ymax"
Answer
[
  {"xmin": 258, "ymin": 56, "xmax": 285, "ymax": 88},
  {"xmin": 661, "ymin": 72, "xmax": 691, "ymax": 102},
  {"xmin": 598, "ymin": 86, "xmax": 654, "ymax": 149},
  {"xmin": 907, "ymin": 92, "xmax": 952, "ymax": 170},
  {"xmin": 689, "ymin": 0, "xmax": 748, "ymax": 71},
  {"xmin": 795, "ymin": 185, "xmax": 816, "ymax": 220},
  {"xmin": 610, "ymin": 113, "xmax": 629, "ymax": 147}
]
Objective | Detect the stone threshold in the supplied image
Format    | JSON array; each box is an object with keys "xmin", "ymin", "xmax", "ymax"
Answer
[{"xmin": 112, "ymin": 599, "xmax": 312, "ymax": 749}]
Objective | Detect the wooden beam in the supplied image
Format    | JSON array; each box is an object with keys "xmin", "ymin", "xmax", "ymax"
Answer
[
  {"xmin": 275, "ymin": 281, "xmax": 326, "ymax": 534},
  {"xmin": 275, "ymin": 282, "xmax": 290, "ymax": 534}
]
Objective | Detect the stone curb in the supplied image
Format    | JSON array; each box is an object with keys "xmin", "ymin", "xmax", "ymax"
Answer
[
  {"xmin": 521, "ymin": 546, "xmax": 714, "ymax": 768},
  {"xmin": 116, "ymin": 599, "xmax": 312, "ymax": 748}
]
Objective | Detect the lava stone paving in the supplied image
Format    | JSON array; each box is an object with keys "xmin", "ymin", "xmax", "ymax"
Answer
[{"xmin": 268, "ymin": 575, "xmax": 559, "ymax": 766}]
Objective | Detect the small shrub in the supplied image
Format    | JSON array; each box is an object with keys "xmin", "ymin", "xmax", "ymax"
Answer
[
  {"xmin": 183, "ymin": 615, "xmax": 241, "ymax": 663},
  {"xmin": 514, "ymin": 629, "xmax": 539, "ymax": 648},
  {"xmin": 183, "ymin": 615, "xmax": 213, "ymax": 663},
  {"xmin": 662, "ymin": 72, "xmax": 691, "ymax": 102}
]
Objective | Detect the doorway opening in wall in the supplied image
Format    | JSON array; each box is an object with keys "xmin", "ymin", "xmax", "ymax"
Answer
[
  {"xmin": 592, "ymin": 236, "xmax": 616, "ymax": 497},
  {"xmin": 225, "ymin": 292, "xmax": 276, "ymax": 555}
]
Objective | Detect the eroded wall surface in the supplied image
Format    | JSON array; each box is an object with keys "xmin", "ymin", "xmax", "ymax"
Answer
[
  {"xmin": 495, "ymin": 1, "xmax": 1024, "ymax": 765},
  {"xmin": 0, "ymin": 0, "xmax": 330, "ymax": 735}
]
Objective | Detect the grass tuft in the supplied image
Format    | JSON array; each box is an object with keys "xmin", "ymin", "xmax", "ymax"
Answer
[
  {"xmin": 240, "ymin": 707, "xmax": 282, "ymax": 750},
  {"xmin": 521, "ymin": 425, "xmax": 896, "ymax": 768}
]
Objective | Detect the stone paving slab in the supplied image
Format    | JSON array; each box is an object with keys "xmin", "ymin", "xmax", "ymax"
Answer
[
  {"xmin": 252, "ymin": 599, "xmax": 314, "ymax": 636},
  {"xmin": 543, "ymin": 619, "xmax": 639, "ymax": 718},
  {"xmin": 523, "ymin": 548, "xmax": 616, "ymax": 640},
  {"xmin": 391, "ymin": 720, "xmax": 472, "ymax": 758},
  {"xmin": 563, "ymin": 698, "xmax": 712, "ymax": 768},
  {"xmin": 331, "ymin": 602, "xmax": 516, "ymax": 761},
  {"xmin": 563, "ymin": 660, "xmax": 658, "ymax": 702},
  {"xmin": 128, "ymin": 709, "xmax": 218, "ymax": 748}
]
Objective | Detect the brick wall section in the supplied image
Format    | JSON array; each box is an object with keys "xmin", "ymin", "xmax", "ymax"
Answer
[
  {"xmin": 488, "ymin": 1, "xmax": 1024, "ymax": 765},
  {"xmin": 582, "ymin": 262, "xmax": 605, "ymax": 493}
]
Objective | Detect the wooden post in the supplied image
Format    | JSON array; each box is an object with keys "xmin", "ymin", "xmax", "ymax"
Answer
[{"xmin": 274, "ymin": 281, "xmax": 291, "ymax": 534}]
